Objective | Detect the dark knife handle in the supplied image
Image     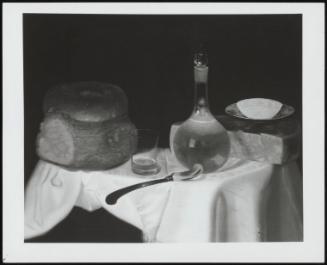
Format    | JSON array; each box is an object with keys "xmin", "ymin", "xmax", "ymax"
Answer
[{"xmin": 105, "ymin": 174, "xmax": 174, "ymax": 205}]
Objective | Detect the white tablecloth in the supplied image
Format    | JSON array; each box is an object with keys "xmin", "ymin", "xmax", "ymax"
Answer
[{"xmin": 25, "ymin": 148, "xmax": 303, "ymax": 242}]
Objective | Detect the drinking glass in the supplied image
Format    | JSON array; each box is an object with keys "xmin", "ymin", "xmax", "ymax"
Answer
[{"xmin": 131, "ymin": 129, "xmax": 161, "ymax": 175}]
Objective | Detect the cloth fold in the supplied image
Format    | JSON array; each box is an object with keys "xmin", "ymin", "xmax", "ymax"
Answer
[
  {"xmin": 155, "ymin": 152, "xmax": 275, "ymax": 242},
  {"xmin": 24, "ymin": 149, "xmax": 303, "ymax": 242},
  {"xmin": 24, "ymin": 162, "xmax": 83, "ymax": 239}
]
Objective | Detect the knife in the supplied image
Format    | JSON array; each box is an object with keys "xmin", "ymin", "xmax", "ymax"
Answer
[{"xmin": 105, "ymin": 164, "xmax": 203, "ymax": 205}]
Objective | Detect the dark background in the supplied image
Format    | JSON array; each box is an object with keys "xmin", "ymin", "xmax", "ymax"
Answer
[{"xmin": 24, "ymin": 14, "xmax": 302, "ymax": 242}]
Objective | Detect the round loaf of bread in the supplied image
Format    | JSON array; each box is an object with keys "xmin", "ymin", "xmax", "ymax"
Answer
[{"xmin": 36, "ymin": 81, "xmax": 137, "ymax": 170}]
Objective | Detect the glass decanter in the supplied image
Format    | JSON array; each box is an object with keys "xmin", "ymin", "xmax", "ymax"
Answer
[{"xmin": 172, "ymin": 50, "xmax": 231, "ymax": 173}]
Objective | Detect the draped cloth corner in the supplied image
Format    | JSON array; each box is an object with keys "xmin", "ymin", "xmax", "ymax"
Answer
[{"xmin": 24, "ymin": 161, "xmax": 83, "ymax": 239}]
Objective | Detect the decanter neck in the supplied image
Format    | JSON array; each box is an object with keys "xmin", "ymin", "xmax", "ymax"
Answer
[{"xmin": 193, "ymin": 51, "xmax": 210, "ymax": 115}]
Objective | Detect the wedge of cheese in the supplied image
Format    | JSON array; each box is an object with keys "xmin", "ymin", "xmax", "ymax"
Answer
[{"xmin": 216, "ymin": 115, "xmax": 301, "ymax": 164}]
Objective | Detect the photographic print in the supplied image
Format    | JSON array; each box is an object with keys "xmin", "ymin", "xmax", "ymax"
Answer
[{"xmin": 23, "ymin": 12, "xmax": 303, "ymax": 243}]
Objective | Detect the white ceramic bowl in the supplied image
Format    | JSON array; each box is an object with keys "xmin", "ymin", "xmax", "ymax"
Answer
[{"xmin": 236, "ymin": 98, "xmax": 283, "ymax": 120}]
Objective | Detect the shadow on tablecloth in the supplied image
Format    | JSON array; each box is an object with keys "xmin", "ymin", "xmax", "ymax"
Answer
[{"xmin": 24, "ymin": 207, "xmax": 143, "ymax": 243}]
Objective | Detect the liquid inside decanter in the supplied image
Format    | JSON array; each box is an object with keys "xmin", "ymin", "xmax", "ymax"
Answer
[{"xmin": 173, "ymin": 108, "xmax": 230, "ymax": 173}]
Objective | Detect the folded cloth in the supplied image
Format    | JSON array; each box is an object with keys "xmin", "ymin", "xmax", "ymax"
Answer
[
  {"xmin": 158, "ymin": 151, "xmax": 303, "ymax": 242},
  {"xmin": 24, "ymin": 148, "xmax": 303, "ymax": 242},
  {"xmin": 24, "ymin": 149, "xmax": 172, "ymax": 241},
  {"xmin": 24, "ymin": 161, "xmax": 83, "ymax": 239}
]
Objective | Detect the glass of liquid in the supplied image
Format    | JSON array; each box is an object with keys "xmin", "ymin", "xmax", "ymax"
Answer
[{"xmin": 131, "ymin": 129, "xmax": 161, "ymax": 175}]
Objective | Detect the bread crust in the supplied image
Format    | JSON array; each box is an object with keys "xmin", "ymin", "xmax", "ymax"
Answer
[
  {"xmin": 37, "ymin": 82, "xmax": 137, "ymax": 170},
  {"xmin": 43, "ymin": 82, "xmax": 128, "ymax": 122}
]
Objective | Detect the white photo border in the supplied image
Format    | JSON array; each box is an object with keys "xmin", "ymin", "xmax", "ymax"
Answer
[{"xmin": 3, "ymin": 2, "xmax": 325, "ymax": 263}]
